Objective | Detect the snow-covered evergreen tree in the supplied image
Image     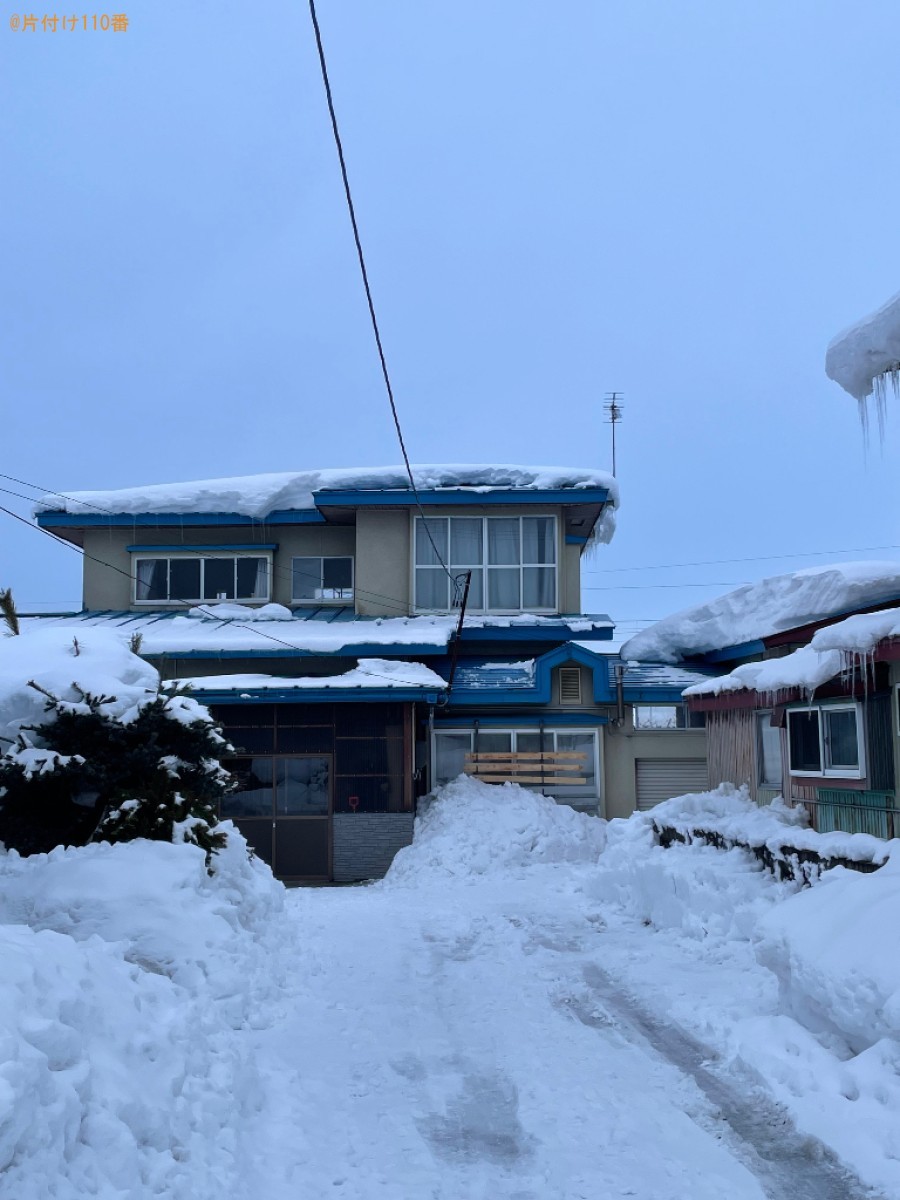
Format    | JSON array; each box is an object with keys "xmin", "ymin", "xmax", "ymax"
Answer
[{"xmin": 0, "ymin": 681, "xmax": 231, "ymax": 860}]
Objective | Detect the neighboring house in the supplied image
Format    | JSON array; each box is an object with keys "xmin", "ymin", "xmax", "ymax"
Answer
[{"xmin": 622, "ymin": 564, "xmax": 900, "ymax": 836}]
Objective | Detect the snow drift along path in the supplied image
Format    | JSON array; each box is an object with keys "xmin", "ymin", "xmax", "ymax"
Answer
[{"xmin": 241, "ymin": 782, "xmax": 879, "ymax": 1200}]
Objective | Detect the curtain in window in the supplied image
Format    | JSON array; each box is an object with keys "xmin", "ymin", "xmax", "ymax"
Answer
[
  {"xmin": 416, "ymin": 569, "xmax": 448, "ymax": 610},
  {"xmin": 522, "ymin": 517, "xmax": 555, "ymax": 564},
  {"xmin": 416, "ymin": 518, "xmax": 448, "ymax": 566},
  {"xmin": 523, "ymin": 567, "xmax": 554, "ymax": 609},
  {"xmin": 487, "ymin": 519, "xmax": 520, "ymax": 565},
  {"xmin": 450, "ymin": 518, "xmax": 483, "ymax": 565},
  {"xmin": 135, "ymin": 559, "xmax": 167, "ymax": 602},
  {"xmin": 488, "ymin": 569, "xmax": 520, "ymax": 610}
]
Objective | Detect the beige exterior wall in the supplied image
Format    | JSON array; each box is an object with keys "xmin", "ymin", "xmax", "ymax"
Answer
[
  {"xmin": 79, "ymin": 504, "xmax": 589, "ymax": 616},
  {"xmin": 602, "ymin": 714, "xmax": 708, "ymax": 820},
  {"xmin": 81, "ymin": 525, "xmax": 356, "ymax": 612}
]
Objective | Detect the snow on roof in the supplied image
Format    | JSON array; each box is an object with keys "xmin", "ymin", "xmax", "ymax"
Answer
[
  {"xmin": 683, "ymin": 644, "xmax": 845, "ymax": 700},
  {"xmin": 620, "ymin": 561, "xmax": 900, "ymax": 664},
  {"xmin": 683, "ymin": 606, "xmax": 900, "ymax": 700},
  {"xmin": 826, "ymin": 289, "xmax": 900, "ymax": 406},
  {"xmin": 35, "ymin": 464, "xmax": 619, "ymax": 519},
  {"xmin": 172, "ymin": 659, "xmax": 447, "ymax": 694},
  {"xmin": 20, "ymin": 608, "xmax": 613, "ymax": 657}
]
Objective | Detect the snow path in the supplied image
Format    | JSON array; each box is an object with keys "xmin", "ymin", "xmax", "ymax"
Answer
[{"xmin": 241, "ymin": 869, "xmax": 880, "ymax": 1200}]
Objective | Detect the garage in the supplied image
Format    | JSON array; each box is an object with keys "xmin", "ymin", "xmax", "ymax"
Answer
[{"xmin": 635, "ymin": 758, "xmax": 709, "ymax": 810}]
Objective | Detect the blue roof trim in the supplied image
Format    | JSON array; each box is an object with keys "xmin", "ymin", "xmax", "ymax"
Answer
[
  {"xmin": 458, "ymin": 624, "xmax": 613, "ymax": 645},
  {"xmin": 696, "ymin": 639, "xmax": 766, "ymax": 664},
  {"xmin": 434, "ymin": 713, "xmax": 609, "ymax": 727},
  {"xmin": 144, "ymin": 644, "xmax": 445, "ymax": 661},
  {"xmin": 37, "ymin": 511, "xmax": 326, "ymax": 528},
  {"xmin": 313, "ymin": 487, "xmax": 610, "ymax": 508},
  {"xmin": 565, "ymin": 535, "xmax": 589, "ymax": 545},
  {"xmin": 126, "ymin": 544, "xmax": 278, "ymax": 553},
  {"xmin": 188, "ymin": 687, "xmax": 441, "ymax": 704}
]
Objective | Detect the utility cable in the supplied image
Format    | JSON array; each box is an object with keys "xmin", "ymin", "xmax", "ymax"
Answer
[
  {"xmin": 0, "ymin": 504, "xmax": 443, "ymax": 689},
  {"xmin": 305, "ymin": 0, "xmax": 458, "ymax": 594}
]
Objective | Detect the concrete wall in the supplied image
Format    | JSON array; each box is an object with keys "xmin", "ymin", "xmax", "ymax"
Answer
[{"xmin": 332, "ymin": 813, "xmax": 414, "ymax": 882}]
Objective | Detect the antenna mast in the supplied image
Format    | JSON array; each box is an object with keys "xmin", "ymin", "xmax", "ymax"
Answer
[{"xmin": 604, "ymin": 392, "xmax": 624, "ymax": 476}]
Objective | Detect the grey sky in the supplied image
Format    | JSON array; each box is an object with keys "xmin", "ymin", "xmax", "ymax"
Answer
[{"xmin": 3, "ymin": 0, "xmax": 898, "ymax": 629}]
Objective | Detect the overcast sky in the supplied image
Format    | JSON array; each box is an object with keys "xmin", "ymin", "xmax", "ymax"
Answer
[{"xmin": 2, "ymin": 0, "xmax": 899, "ymax": 630}]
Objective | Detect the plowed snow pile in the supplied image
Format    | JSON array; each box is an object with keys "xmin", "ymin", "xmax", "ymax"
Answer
[
  {"xmin": 384, "ymin": 775, "xmax": 606, "ymax": 884},
  {"xmin": 0, "ymin": 831, "xmax": 288, "ymax": 1200}
]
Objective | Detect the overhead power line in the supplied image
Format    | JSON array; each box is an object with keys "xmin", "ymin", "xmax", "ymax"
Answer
[
  {"xmin": 305, "ymin": 0, "xmax": 457, "ymax": 593},
  {"xmin": 0, "ymin": 504, "xmax": 434, "ymax": 689}
]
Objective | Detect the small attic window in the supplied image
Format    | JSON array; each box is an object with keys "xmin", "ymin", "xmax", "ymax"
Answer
[{"xmin": 559, "ymin": 667, "xmax": 582, "ymax": 705}]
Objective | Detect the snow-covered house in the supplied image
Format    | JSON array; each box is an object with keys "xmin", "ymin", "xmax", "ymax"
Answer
[
  {"xmin": 28, "ymin": 464, "xmax": 718, "ymax": 878},
  {"xmin": 622, "ymin": 565, "xmax": 900, "ymax": 835}
]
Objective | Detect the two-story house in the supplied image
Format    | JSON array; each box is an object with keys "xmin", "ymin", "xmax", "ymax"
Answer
[{"xmin": 31, "ymin": 463, "xmax": 711, "ymax": 881}]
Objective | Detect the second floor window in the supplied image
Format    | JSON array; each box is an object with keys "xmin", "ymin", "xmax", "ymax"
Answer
[
  {"xmin": 415, "ymin": 516, "xmax": 556, "ymax": 612},
  {"xmin": 134, "ymin": 555, "xmax": 269, "ymax": 603},
  {"xmin": 292, "ymin": 556, "xmax": 354, "ymax": 602}
]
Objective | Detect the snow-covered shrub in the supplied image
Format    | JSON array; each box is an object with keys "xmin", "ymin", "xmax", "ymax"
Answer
[{"xmin": 0, "ymin": 628, "xmax": 231, "ymax": 859}]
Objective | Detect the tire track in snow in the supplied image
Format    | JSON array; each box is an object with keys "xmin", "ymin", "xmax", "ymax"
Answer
[{"xmin": 580, "ymin": 963, "xmax": 885, "ymax": 1200}]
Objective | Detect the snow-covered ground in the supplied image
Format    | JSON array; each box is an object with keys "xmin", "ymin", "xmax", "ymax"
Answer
[{"xmin": 2, "ymin": 780, "xmax": 898, "ymax": 1198}]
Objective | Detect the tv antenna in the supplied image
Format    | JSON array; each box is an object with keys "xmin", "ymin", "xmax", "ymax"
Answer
[{"xmin": 604, "ymin": 392, "xmax": 624, "ymax": 476}]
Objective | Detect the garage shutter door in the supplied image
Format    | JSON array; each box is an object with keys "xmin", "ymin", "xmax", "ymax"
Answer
[{"xmin": 635, "ymin": 759, "xmax": 708, "ymax": 810}]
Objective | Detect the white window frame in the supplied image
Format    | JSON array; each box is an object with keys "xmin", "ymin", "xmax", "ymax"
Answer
[
  {"xmin": 291, "ymin": 555, "xmax": 354, "ymax": 605},
  {"xmin": 786, "ymin": 703, "xmax": 866, "ymax": 780},
  {"xmin": 431, "ymin": 727, "xmax": 600, "ymax": 796},
  {"xmin": 412, "ymin": 514, "xmax": 558, "ymax": 614},
  {"xmin": 755, "ymin": 710, "xmax": 783, "ymax": 788},
  {"xmin": 131, "ymin": 552, "xmax": 272, "ymax": 605}
]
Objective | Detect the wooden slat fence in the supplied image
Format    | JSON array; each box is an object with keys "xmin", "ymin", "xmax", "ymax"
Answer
[{"xmin": 464, "ymin": 751, "xmax": 587, "ymax": 787}]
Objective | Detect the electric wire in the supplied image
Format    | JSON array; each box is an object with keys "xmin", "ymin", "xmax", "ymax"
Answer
[
  {"xmin": 305, "ymin": 0, "xmax": 458, "ymax": 595},
  {"xmin": 0, "ymin": 504, "xmax": 439, "ymax": 689}
]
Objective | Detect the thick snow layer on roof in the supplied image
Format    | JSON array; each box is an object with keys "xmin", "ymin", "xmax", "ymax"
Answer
[
  {"xmin": 811, "ymin": 605, "xmax": 900, "ymax": 654},
  {"xmin": 685, "ymin": 604, "xmax": 900, "ymax": 700},
  {"xmin": 683, "ymin": 644, "xmax": 845, "ymax": 700},
  {"xmin": 175, "ymin": 659, "xmax": 447, "ymax": 693},
  {"xmin": 35, "ymin": 463, "xmax": 619, "ymax": 519},
  {"xmin": 826, "ymin": 289, "xmax": 900, "ymax": 403},
  {"xmin": 621, "ymin": 561, "xmax": 900, "ymax": 664},
  {"xmin": 21, "ymin": 610, "xmax": 612, "ymax": 656}
]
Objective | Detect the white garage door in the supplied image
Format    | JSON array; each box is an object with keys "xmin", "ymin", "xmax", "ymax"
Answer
[{"xmin": 635, "ymin": 759, "xmax": 708, "ymax": 810}]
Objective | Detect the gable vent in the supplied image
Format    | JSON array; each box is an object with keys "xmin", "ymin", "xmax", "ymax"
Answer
[{"xmin": 559, "ymin": 667, "xmax": 582, "ymax": 705}]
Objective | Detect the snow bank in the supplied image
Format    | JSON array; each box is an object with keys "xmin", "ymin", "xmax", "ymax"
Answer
[
  {"xmin": 649, "ymin": 785, "xmax": 892, "ymax": 872},
  {"xmin": 826, "ymin": 288, "xmax": 900, "ymax": 404},
  {"xmin": 621, "ymin": 561, "xmax": 900, "ymax": 663},
  {"xmin": 35, "ymin": 462, "xmax": 619, "ymax": 525},
  {"xmin": 755, "ymin": 853, "xmax": 900, "ymax": 1054},
  {"xmin": 384, "ymin": 776, "xmax": 607, "ymax": 884},
  {"xmin": 0, "ymin": 832, "xmax": 288, "ymax": 1199}
]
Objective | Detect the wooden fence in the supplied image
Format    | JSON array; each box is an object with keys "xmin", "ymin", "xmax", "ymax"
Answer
[{"xmin": 464, "ymin": 751, "xmax": 587, "ymax": 787}]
